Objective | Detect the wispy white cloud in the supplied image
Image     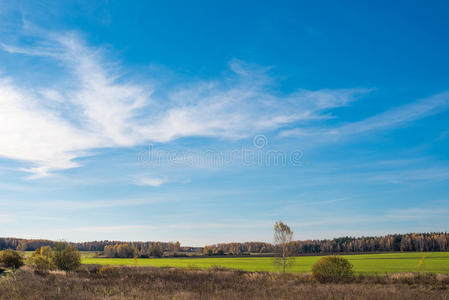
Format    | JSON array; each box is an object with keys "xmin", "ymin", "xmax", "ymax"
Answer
[
  {"xmin": 281, "ymin": 91, "xmax": 449, "ymax": 141},
  {"xmin": 335, "ymin": 91, "xmax": 449, "ymax": 135},
  {"xmin": 74, "ymin": 220, "xmax": 274, "ymax": 235},
  {"xmin": 290, "ymin": 206, "xmax": 449, "ymax": 229},
  {"xmin": 135, "ymin": 177, "xmax": 168, "ymax": 187},
  {"xmin": 66, "ymin": 206, "xmax": 449, "ymax": 239},
  {"xmin": 0, "ymin": 198, "xmax": 162, "ymax": 210},
  {"xmin": 74, "ymin": 225, "xmax": 156, "ymax": 233},
  {"xmin": 387, "ymin": 207, "xmax": 449, "ymax": 221},
  {"xmin": 363, "ymin": 167, "xmax": 449, "ymax": 184},
  {"xmin": 0, "ymin": 29, "xmax": 367, "ymax": 178},
  {"xmin": 0, "ymin": 214, "xmax": 15, "ymax": 223},
  {"xmin": 166, "ymin": 221, "xmax": 273, "ymax": 230},
  {"xmin": 0, "ymin": 77, "xmax": 99, "ymax": 178},
  {"xmin": 293, "ymin": 166, "xmax": 449, "ymax": 187}
]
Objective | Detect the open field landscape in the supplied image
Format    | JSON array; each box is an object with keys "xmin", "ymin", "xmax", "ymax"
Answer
[
  {"xmin": 3, "ymin": 0, "xmax": 449, "ymax": 299},
  {"xmin": 3, "ymin": 250, "xmax": 448, "ymax": 299},
  {"xmin": 82, "ymin": 252, "xmax": 449, "ymax": 274}
]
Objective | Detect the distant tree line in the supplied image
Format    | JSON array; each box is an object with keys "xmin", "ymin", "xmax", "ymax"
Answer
[
  {"xmin": 293, "ymin": 233, "xmax": 449, "ymax": 253},
  {"xmin": 204, "ymin": 233, "xmax": 449, "ymax": 255},
  {"xmin": 0, "ymin": 238, "xmax": 184, "ymax": 257},
  {"xmin": 102, "ymin": 242, "xmax": 178, "ymax": 258},
  {"xmin": 203, "ymin": 242, "xmax": 273, "ymax": 255},
  {"xmin": 2, "ymin": 233, "xmax": 449, "ymax": 256}
]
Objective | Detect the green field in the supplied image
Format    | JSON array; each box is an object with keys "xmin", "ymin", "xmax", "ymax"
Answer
[{"xmin": 82, "ymin": 252, "xmax": 449, "ymax": 274}]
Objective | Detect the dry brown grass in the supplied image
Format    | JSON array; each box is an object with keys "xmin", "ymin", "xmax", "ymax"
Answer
[{"xmin": 0, "ymin": 266, "xmax": 448, "ymax": 299}]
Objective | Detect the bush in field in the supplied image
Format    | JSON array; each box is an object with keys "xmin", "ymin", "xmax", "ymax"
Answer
[
  {"xmin": 27, "ymin": 244, "xmax": 81, "ymax": 272},
  {"xmin": 52, "ymin": 243, "xmax": 81, "ymax": 271},
  {"xmin": 28, "ymin": 246, "xmax": 55, "ymax": 273},
  {"xmin": 0, "ymin": 249, "xmax": 24, "ymax": 269},
  {"xmin": 312, "ymin": 256, "xmax": 353, "ymax": 283}
]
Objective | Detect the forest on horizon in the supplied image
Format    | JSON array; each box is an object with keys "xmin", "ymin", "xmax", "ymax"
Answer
[{"xmin": 1, "ymin": 232, "xmax": 448, "ymax": 258}]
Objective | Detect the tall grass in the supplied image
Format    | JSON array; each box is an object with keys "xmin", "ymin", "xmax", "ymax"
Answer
[{"xmin": 0, "ymin": 266, "xmax": 448, "ymax": 299}]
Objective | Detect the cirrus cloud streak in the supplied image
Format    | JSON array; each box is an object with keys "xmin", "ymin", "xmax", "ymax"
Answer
[{"xmin": 0, "ymin": 30, "xmax": 367, "ymax": 178}]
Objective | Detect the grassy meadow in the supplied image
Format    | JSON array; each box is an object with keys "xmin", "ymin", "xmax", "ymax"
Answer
[
  {"xmin": 3, "ymin": 266, "xmax": 449, "ymax": 300},
  {"xmin": 4, "ymin": 251, "xmax": 449, "ymax": 299},
  {"xmin": 81, "ymin": 252, "xmax": 449, "ymax": 274}
]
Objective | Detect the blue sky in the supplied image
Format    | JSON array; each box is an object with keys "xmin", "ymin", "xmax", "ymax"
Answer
[{"xmin": 0, "ymin": 0, "xmax": 449, "ymax": 246}]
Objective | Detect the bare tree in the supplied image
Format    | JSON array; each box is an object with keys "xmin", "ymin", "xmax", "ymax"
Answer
[{"xmin": 273, "ymin": 221, "xmax": 295, "ymax": 273}]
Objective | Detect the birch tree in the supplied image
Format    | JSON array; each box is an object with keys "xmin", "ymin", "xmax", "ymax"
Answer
[{"xmin": 273, "ymin": 221, "xmax": 294, "ymax": 272}]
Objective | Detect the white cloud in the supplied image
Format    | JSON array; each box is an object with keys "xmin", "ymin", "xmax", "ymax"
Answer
[
  {"xmin": 334, "ymin": 91, "xmax": 449, "ymax": 136},
  {"xmin": 0, "ymin": 78, "xmax": 99, "ymax": 178},
  {"xmin": 136, "ymin": 177, "xmax": 168, "ymax": 187},
  {"xmin": 0, "ymin": 198, "xmax": 162, "ymax": 210},
  {"xmin": 281, "ymin": 91, "xmax": 449, "ymax": 141},
  {"xmin": 74, "ymin": 225, "xmax": 156, "ymax": 233},
  {"xmin": 0, "ymin": 30, "xmax": 367, "ymax": 178},
  {"xmin": 0, "ymin": 214, "xmax": 14, "ymax": 223},
  {"xmin": 387, "ymin": 207, "xmax": 449, "ymax": 221},
  {"xmin": 363, "ymin": 167, "xmax": 449, "ymax": 183},
  {"xmin": 289, "ymin": 206, "xmax": 449, "ymax": 229}
]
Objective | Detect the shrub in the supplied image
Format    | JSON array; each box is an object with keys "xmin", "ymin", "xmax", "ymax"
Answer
[
  {"xmin": 28, "ymin": 254, "xmax": 54, "ymax": 274},
  {"xmin": 0, "ymin": 249, "xmax": 24, "ymax": 269},
  {"xmin": 27, "ymin": 244, "xmax": 81, "ymax": 272},
  {"xmin": 28, "ymin": 247, "xmax": 55, "ymax": 273},
  {"xmin": 52, "ymin": 243, "xmax": 81, "ymax": 271},
  {"xmin": 312, "ymin": 256, "xmax": 353, "ymax": 283}
]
